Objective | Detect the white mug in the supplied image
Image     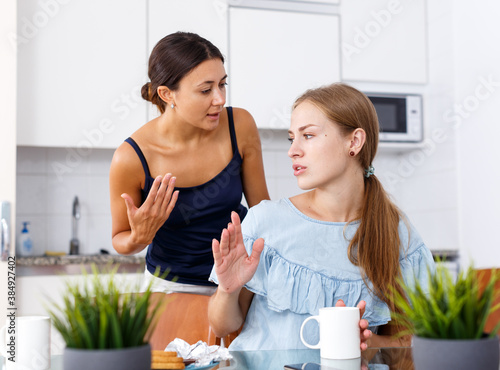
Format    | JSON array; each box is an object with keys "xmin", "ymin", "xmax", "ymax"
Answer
[
  {"xmin": 321, "ymin": 357, "xmax": 362, "ymax": 370},
  {"xmin": 300, "ymin": 307, "xmax": 360, "ymax": 360},
  {"xmin": 0, "ymin": 316, "xmax": 51, "ymax": 370}
]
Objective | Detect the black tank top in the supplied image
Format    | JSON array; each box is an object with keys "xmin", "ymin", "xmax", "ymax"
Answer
[{"xmin": 125, "ymin": 107, "xmax": 248, "ymax": 285}]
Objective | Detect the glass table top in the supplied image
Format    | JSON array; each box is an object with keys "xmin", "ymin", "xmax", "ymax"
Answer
[{"xmin": 1, "ymin": 347, "xmax": 412, "ymax": 370}]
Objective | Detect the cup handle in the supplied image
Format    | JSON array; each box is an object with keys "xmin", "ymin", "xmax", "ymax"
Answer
[
  {"xmin": 0, "ymin": 325, "xmax": 7, "ymax": 356},
  {"xmin": 300, "ymin": 315, "xmax": 321, "ymax": 349}
]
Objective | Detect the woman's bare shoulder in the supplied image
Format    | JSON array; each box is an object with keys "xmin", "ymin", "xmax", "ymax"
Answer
[
  {"xmin": 110, "ymin": 139, "xmax": 143, "ymax": 174},
  {"xmin": 231, "ymin": 107, "xmax": 258, "ymax": 131},
  {"xmin": 111, "ymin": 117, "xmax": 159, "ymax": 165},
  {"xmin": 230, "ymin": 107, "xmax": 261, "ymax": 153}
]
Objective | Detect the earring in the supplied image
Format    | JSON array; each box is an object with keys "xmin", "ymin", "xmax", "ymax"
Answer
[
  {"xmin": 171, "ymin": 103, "xmax": 175, "ymax": 109},
  {"xmin": 349, "ymin": 151, "xmax": 355, "ymax": 157}
]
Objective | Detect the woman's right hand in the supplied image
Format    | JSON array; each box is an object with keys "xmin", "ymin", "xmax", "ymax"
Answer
[
  {"xmin": 335, "ymin": 299, "xmax": 372, "ymax": 351},
  {"xmin": 212, "ymin": 211, "xmax": 264, "ymax": 294},
  {"xmin": 121, "ymin": 173, "xmax": 179, "ymax": 245}
]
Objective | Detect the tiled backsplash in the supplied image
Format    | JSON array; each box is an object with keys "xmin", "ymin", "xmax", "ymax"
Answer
[
  {"xmin": 15, "ymin": 130, "xmax": 304, "ymax": 256},
  {"xmin": 16, "ymin": 129, "xmax": 459, "ymax": 256},
  {"xmin": 16, "ymin": 146, "xmax": 114, "ymax": 256}
]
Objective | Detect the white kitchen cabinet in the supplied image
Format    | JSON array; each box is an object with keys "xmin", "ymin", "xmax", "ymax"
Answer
[
  {"xmin": 148, "ymin": 0, "xmax": 227, "ymax": 56},
  {"xmin": 17, "ymin": 0, "xmax": 148, "ymax": 148},
  {"xmin": 228, "ymin": 7, "xmax": 341, "ymax": 129},
  {"xmin": 291, "ymin": 0, "xmax": 339, "ymax": 3},
  {"xmin": 340, "ymin": 0, "xmax": 427, "ymax": 84},
  {"xmin": 147, "ymin": 0, "xmax": 228, "ymax": 120}
]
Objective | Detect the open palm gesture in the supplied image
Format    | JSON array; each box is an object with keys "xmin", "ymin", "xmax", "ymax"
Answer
[
  {"xmin": 121, "ymin": 173, "xmax": 179, "ymax": 245},
  {"xmin": 212, "ymin": 212, "xmax": 264, "ymax": 294}
]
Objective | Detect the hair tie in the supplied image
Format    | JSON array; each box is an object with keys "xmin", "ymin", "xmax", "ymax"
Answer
[{"xmin": 364, "ymin": 165, "xmax": 375, "ymax": 178}]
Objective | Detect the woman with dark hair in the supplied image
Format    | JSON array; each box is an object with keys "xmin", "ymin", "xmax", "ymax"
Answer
[
  {"xmin": 208, "ymin": 82, "xmax": 435, "ymax": 350},
  {"xmin": 109, "ymin": 32, "xmax": 269, "ymax": 294}
]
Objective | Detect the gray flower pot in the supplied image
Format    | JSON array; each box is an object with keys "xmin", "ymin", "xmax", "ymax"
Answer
[
  {"xmin": 412, "ymin": 335, "xmax": 500, "ymax": 370},
  {"xmin": 63, "ymin": 343, "xmax": 151, "ymax": 370}
]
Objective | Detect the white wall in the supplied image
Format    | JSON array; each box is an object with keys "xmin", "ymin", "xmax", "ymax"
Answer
[
  {"xmin": 454, "ymin": 1, "xmax": 500, "ymax": 268},
  {"xmin": 0, "ymin": 0, "xmax": 17, "ymax": 327}
]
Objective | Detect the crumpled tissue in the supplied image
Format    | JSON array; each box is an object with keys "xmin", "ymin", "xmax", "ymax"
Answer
[{"xmin": 165, "ymin": 338, "xmax": 232, "ymax": 367}]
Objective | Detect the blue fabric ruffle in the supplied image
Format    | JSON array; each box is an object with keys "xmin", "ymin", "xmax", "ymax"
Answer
[{"xmin": 244, "ymin": 236, "xmax": 434, "ymax": 328}]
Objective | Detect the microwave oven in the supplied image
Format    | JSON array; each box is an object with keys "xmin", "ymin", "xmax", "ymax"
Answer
[{"xmin": 365, "ymin": 93, "xmax": 423, "ymax": 143}]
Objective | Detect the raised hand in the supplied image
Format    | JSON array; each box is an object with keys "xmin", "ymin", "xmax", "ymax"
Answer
[
  {"xmin": 212, "ymin": 211, "xmax": 264, "ymax": 294},
  {"xmin": 121, "ymin": 173, "xmax": 179, "ymax": 245},
  {"xmin": 335, "ymin": 299, "xmax": 372, "ymax": 351}
]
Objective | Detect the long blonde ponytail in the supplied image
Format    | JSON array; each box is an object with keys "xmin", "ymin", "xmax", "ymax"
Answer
[{"xmin": 294, "ymin": 83, "xmax": 406, "ymax": 311}]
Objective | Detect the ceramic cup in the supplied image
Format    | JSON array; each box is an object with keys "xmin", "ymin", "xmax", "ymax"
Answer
[
  {"xmin": 300, "ymin": 307, "xmax": 360, "ymax": 360},
  {"xmin": 321, "ymin": 357, "xmax": 362, "ymax": 370},
  {"xmin": 0, "ymin": 315, "xmax": 51, "ymax": 370}
]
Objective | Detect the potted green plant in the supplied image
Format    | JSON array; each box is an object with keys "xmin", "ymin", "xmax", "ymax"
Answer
[
  {"xmin": 45, "ymin": 265, "xmax": 166, "ymax": 370},
  {"xmin": 391, "ymin": 264, "xmax": 500, "ymax": 370}
]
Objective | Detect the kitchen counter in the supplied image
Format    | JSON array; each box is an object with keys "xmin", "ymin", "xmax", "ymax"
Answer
[
  {"xmin": 16, "ymin": 254, "xmax": 145, "ymax": 276},
  {"xmin": 15, "ymin": 250, "xmax": 458, "ymax": 277},
  {"xmin": 431, "ymin": 249, "xmax": 459, "ymax": 261}
]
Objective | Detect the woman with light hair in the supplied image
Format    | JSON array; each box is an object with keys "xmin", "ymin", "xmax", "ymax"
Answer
[{"xmin": 208, "ymin": 83, "xmax": 435, "ymax": 350}]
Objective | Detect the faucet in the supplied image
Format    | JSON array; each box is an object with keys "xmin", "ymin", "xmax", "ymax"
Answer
[
  {"xmin": 1, "ymin": 201, "xmax": 11, "ymax": 261},
  {"xmin": 69, "ymin": 196, "xmax": 80, "ymax": 255}
]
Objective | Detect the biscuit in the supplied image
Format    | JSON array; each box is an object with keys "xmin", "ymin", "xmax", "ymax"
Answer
[
  {"xmin": 152, "ymin": 357, "xmax": 184, "ymax": 364},
  {"xmin": 151, "ymin": 362, "xmax": 185, "ymax": 369},
  {"xmin": 151, "ymin": 350, "xmax": 178, "ymax": 357}
]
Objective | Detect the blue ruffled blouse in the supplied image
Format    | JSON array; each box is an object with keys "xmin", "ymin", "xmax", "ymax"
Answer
[{"xmin": 209, "ymin": 199, "xmax": 435, "ymax": 350}]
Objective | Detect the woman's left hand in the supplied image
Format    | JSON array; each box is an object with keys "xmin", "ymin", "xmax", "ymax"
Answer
[{"xmin": 335, "ymin": 299, "xmax": 372, "ymax": 351}]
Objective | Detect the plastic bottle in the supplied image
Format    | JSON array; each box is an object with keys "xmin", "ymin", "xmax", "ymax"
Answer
[{"xmin": 20, "ymin": 222, "xmax": 33, "ymax": 256}]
